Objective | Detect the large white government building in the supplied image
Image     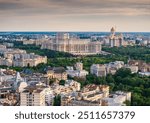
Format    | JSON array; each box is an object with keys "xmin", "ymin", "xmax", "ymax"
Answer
[{"xmin": 41, "ymin": 32, "xmax": 101, "ymax": 55}]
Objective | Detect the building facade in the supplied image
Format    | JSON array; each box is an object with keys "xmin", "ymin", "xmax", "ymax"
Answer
[
  {"xmin": 46, "ymin": 67, "xmax": 68, "ymax": 82},
  {"xmin": 41, "ymin": 32, "xmax": 101, "ymax": 55},
  {"xmin": 20, "ymin": 86, "xmax": 53, "ymax": 106},
  {"xmin": 90, "ymin": 64, "xmax": 106, "ymax": 77},
  {"xmin": 109, "ymin": 27, "xmax": 126, "ymax": 47}
]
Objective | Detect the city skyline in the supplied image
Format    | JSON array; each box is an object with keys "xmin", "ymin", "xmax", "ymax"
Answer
[{"xmin": 0, "ymin": 0, "xmax": 150, "ymax": 32}]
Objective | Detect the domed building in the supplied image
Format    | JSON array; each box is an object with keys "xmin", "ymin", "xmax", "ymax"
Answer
[
  {"xmin": 109, "ymin": 27, "xmax": 125, "ymax": 47},
  {"xmin": 110, "ymin": 27, "xmax": 116, "ymax": 35}
]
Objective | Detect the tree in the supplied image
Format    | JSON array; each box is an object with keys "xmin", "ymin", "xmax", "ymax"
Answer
[
  {"xmin": 49, "ymin": 78, "xmax": 56, "ymax": 85},
  {"xmin": 143, "ymin": 88, "xmax": 150, "ymax": 98},
  {"xmin": 122, "ymin": 77, "xmax": 132, "ymax": 85},
  {"xmin": 131, "ymin": 93, "xmax": 144, "ymax": 106},
  {"xmin": 53, "ymin": 95, "xmax": 61, "ymax": 106},
  {"xmin": 108, "ymin": 83, "xmax": 115, "ymax": 92},
  {"xmin": 115, "ymin": 68, "xmax": 131, "ymax": 78},
  {"xmin": 124, "ymin": 100, "xmax": 131, "ymax": 106},
  {"xmin": 106, "ymin": 74, "xmax": 115, "ymax": 83},
  {"xmin": 59, "ymin": 80, "xmax": 65, "ymax": 86}
]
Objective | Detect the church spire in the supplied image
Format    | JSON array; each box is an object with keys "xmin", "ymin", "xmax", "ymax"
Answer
[{"xmin": 110, "ymin": 27, "xmax": 116, "ymax": 35}]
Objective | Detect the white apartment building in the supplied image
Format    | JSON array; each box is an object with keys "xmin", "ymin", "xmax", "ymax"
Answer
[
  {"xmin": 90, "ymin": 61, "xmax": 125, "ymax": 76},
  {"xmin": 67, "ymin": 70, "xmax": 89, "ymax": 78},
  {"xmin": 107, "ymin": 61, "xmax": 124, "ymax": 69},
  {"xmin": 102, "ymin": 91, "xmax": 131, "ymax": 106},
  {"xmin": 106, "ymin": 61, "xmax": 124, "ymax": 75},
  {"xmin": 66, "ymin": 67, "xmax": 89, "ymax": 78},
  {"xmin": 90, "ymin": 64, "xmax": 106, "ymax": 77},
  {"xmin": 66, "ymin": 62, "xmax": 89, "ymax": 78},
  {"xmin": 44, "ymin": 88, "xmax": 54, "ymax": 106}
]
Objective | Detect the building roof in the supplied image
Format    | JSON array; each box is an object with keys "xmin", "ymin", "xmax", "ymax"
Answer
[
  {"xmin": 46, "ymin": 66, "xmax": 66, "ymax": 73},
  {"xmin": 22, "ymin": 85, "xmax": 47, "ymax": 93}
]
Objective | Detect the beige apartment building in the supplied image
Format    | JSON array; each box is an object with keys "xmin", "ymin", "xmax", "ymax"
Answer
[
  {"xmin": 13, "ymin": 55, "xmax": 47, "ymax": 67},
  {"xmin": 46, "ymin": 67, "xmax": 67, "ymax": 82},
  {"xmin": 61, "ymin": 84, "xmax": 109, "ymax": 106},
  {"xmin": 20, "ymin": 87, "xmax": 46, "ymax": 106},
  {"xmin": 20, "ymin": 85, "xmax": 54, "ymax": 106}
]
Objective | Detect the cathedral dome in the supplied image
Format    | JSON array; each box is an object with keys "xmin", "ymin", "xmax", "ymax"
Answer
[{"xmin": 111, "ymin": 27, "xmax": 116, "ymax": 33}]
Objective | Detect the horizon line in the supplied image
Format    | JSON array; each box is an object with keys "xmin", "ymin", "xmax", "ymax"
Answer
[{"xmin": 0, "ymin": 31, "xmax": 150, "ymax": 33}]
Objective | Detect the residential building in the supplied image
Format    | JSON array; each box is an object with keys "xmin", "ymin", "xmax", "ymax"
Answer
[
  {"xmin": 0, "ymin": 44, "xmax": 7, "ymax": 50},
  {"xmin": 102, "ymin": 91, "xmax": 131, "ymax": 106},
  {"xmin": 3, "ymin": 42, "xmax": 14, "ymax": 47},
  {"xmin": 139, "ymin": 72, "xmax": 150, "ymax": 76},
  {"xmin": 0, "ymin": 57, "xmax": 13, "ymax": 66},
  {"xmin": 46, "ymin": 67, "xmax": 68, "ymax": 82},
  {"xmin": 125, "ymin": 65, "xmax": 138, "ymax": 73},
  {"xmin": 52, "ymin": 80, "xmax": 81, "ymax": 96},
  {"xmin": 61, "ymin": 84, "xmax": 109, "ymax": 106},
  {"xmin": 0, "ymin": 46, "xmax": 47, "ymax": 67},
  {"xmin": 23, "ymin": 39, "xmax": 35, "ymax": 45},
  {"xmin": 106, "ymin": 61, "xmax": 124, "ymax": 75},
  {"xmin": 128, "ymin": 60, "xmax": 150, "ymax": 72},
  {"xmin": 13, "ymin": 53, "xmax": 47, "ymax": 67},
  {"xmin": 91, "ymin": 61, "xmax": 125, "ymax": 76},
  {"xmin": 65, "ymin": 80, "xmax": 81, "ymax": 91},
  {"xmin": 61, "ymin": 96, "xmax": 101, "ymax": 106},
  {"xmin": 66, "ymin": 62, "xmax": 89, "ymax": 78},
  {"xmin": 20, "ymin": 85, "xmax": 53, "ymax": 106},
  {"xmin": 90, "ymin": 64, "xmax": 106, "ymax": 77}
]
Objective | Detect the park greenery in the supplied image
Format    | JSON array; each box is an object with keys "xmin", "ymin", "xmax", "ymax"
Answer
[{"xmin": 102, "ymin": 46, "xmax": 150, "ymax": 62}]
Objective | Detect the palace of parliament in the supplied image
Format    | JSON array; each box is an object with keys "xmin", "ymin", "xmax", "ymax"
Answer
[{"xmin": 41, "ymin": 32, "xmax": 102, "ymax": 55}]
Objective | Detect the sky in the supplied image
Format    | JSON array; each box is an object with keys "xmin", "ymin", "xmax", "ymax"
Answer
[{"xmin": 0, "ymin": 0, "xmax": 150, "ymax": 32}]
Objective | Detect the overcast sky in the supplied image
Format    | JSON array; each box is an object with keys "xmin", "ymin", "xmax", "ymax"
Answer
[{"xmin": 0, "ymin": 0, "xmax": 150, "ymax": 32}]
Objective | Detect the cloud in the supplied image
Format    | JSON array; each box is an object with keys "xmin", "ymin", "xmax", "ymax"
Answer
[
  {"xmin": 0, "ymin": 1, "xmax": 27, "ymax": 10},
  {"xmin": 0, "ymin": 0, "xmax": 149, "ymax": 16},
  {"xmin": 0, "ymin": 0, "xmax": 149, "ymax": 31}
]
